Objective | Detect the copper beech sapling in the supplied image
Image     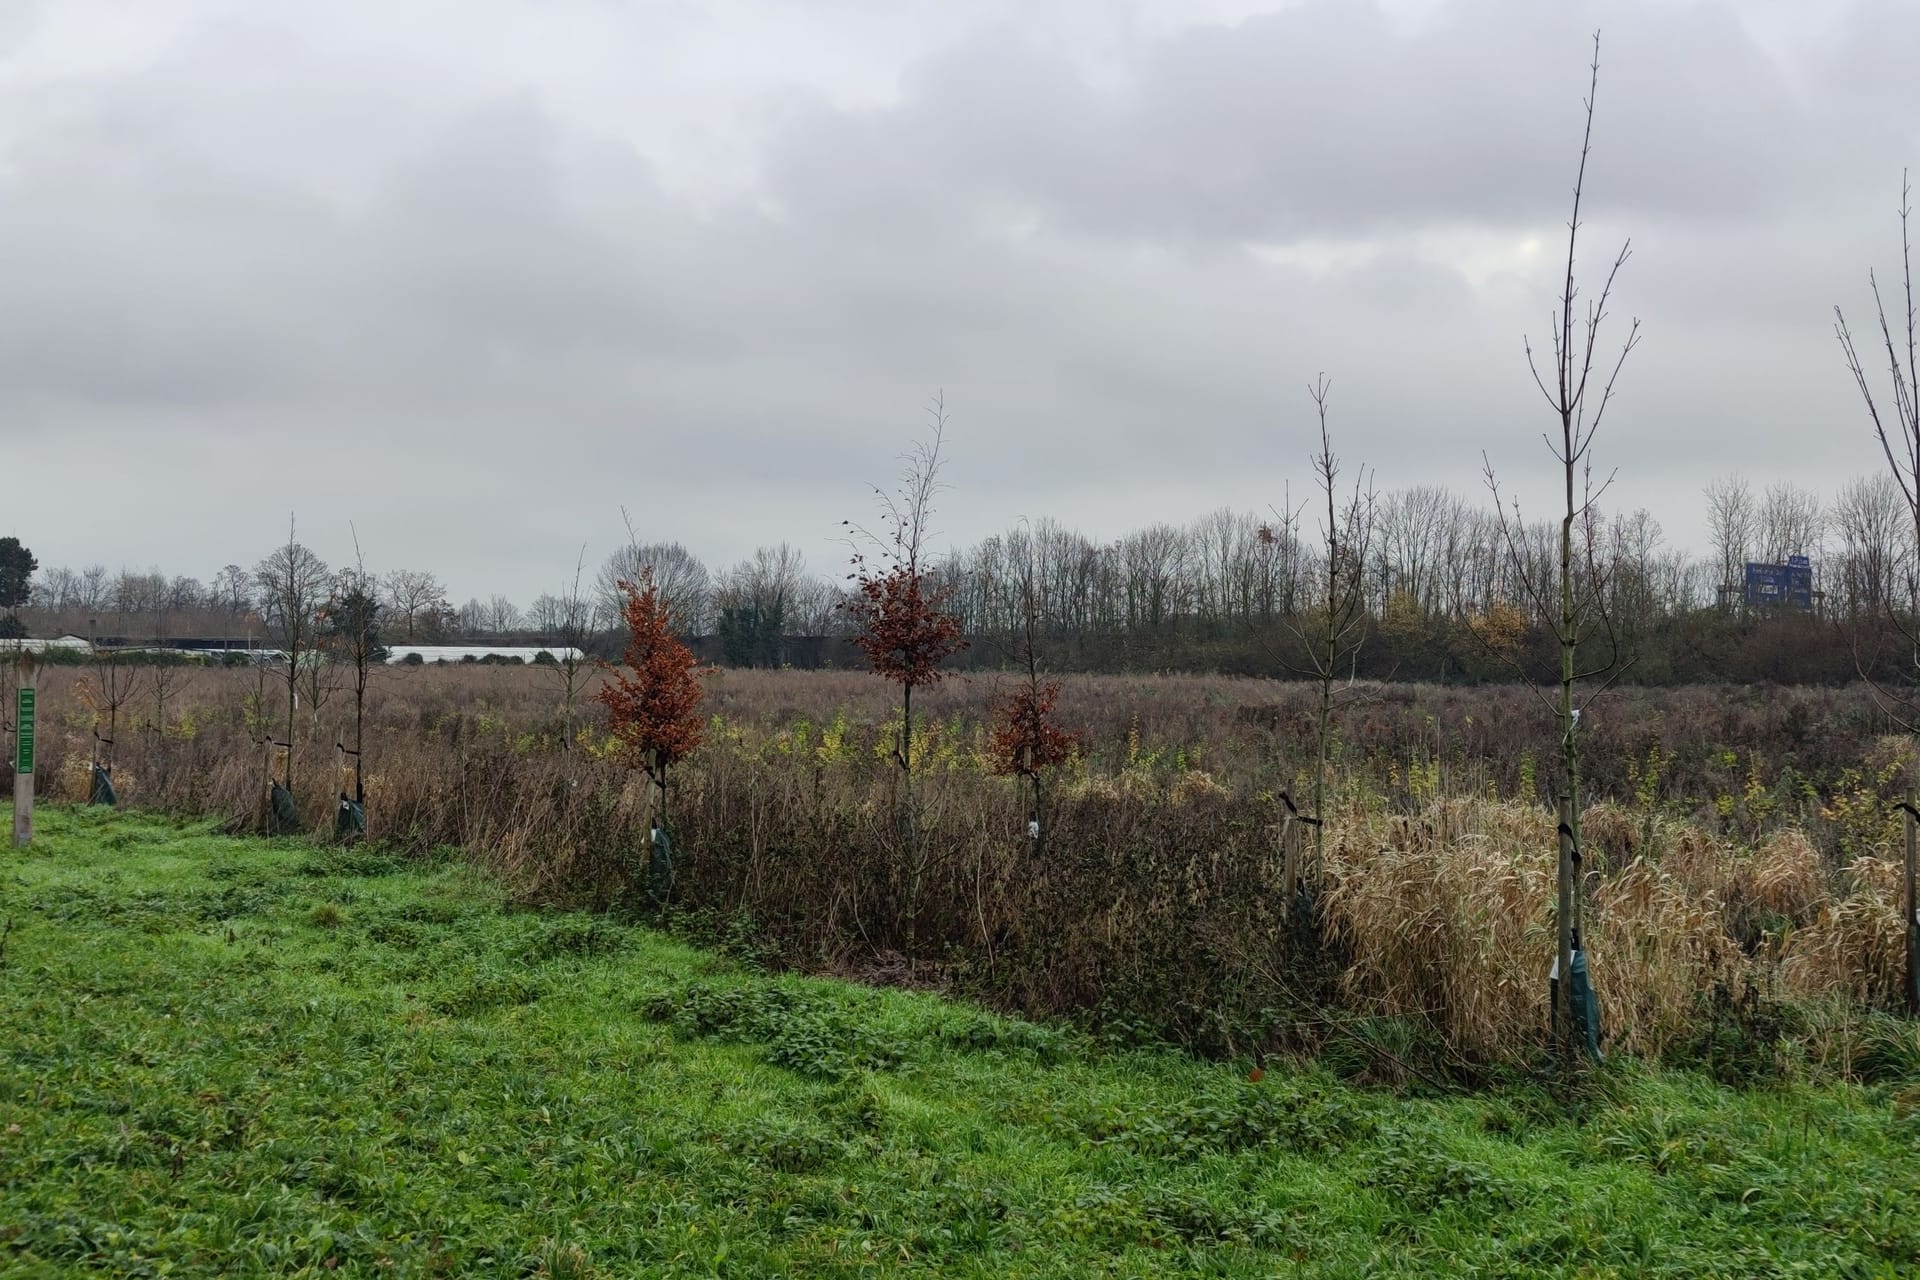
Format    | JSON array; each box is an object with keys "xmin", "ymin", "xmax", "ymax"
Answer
[
  {"xmin": 841, "ymin": 395, "xmax": 969, "ymax": 958},
  {"xmin": 596, "ymin": 569, "xmax": 705, "ymax": 832},
  {"xmin": 987, "ymin": 676, "xmax": 1076, "ymax": 857}
]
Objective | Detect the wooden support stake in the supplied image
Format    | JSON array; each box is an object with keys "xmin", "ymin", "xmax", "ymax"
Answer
[
  {"xmin": 1279, "ymin": 812, "xmax": 1298, "ymax": 927},
  {"xmin": 11, "ymin": 766, "xmax": 29, "ymax": 849},
  {"xmin": 1556, "ymin": 795, "xmax": 1576, "ymax": 1066},
  {"xmin": 1906, "ymin": 798, "xmax": 1918, "ymax": 1017}
]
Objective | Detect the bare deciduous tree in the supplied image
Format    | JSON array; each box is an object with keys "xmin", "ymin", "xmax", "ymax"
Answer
[
  {"xmin": 1833, "ymin": 473, "xmax": 1913, "ymax": 619},
  {"xmin": 1757, "ymin": 482, "xmax": 1825, "ymax": 567},
  {"xmin": 211, "ymin": 564, "xmax": 253, "ymax": 616},
  {"xmin": 1485, "ymin": 32, "xmax": 1638, "ymax": 1070},
  {"xmin": 1837, "ymin": 174, "xmax": 1920, "ymax": 728},
  {"xmin": 321, "ymin": 532, "xmax": 382, "ymax": 837},
  {"xmin": 253, "ymin": 518, "xmax": 330, "ymax": 810},
  {"xmin": 545, "ymin": 546, "xmax": 597, "ymax": 751},
  {"xmin": 1835, "ymin": 172, "xmax": 1920, "ymax": 1015},
  {"xmin": 842, "ymin": 392, "xmax": 969, "ymax": 961},
  {"xmin": 596, "ymin": 535, "xmax": 710, "ymax": 635},
  {"xmin": 987, "ymin": 523, "xmax": 1076, "ymax": 862},
  {"xmin": 80, "ymin": 636, "xmax": 141, "ymax": 795},
  {"xmin": 381, "ymin": 569, "xmax": 447, "ymax": 641},
  {"xmin": 1281, "ymin": 376, "xmax": 1374, "ymax": 900},
  {"xmin": 483, "ymin": 594, "xmax": 522, "ymax": 634},
  {"xmin": 146, "ymin": 593, "xmax": 183, "ymax": 750},
  {"xmin": 1703, "ymin": 475, "xmax": 1756, "ymax": 611},
  {"xmin": 716, "ymin": 544, "xmax": 807, "ymax": 667},
  {"xmin": 77, "ymin": 565, "xmax": 109, "ymax": 613}
]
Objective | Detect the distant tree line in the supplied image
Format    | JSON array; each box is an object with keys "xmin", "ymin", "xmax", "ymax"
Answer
[{"xmin": 4, "ymin": 467, "xmax": 1913, "ymax": 685}]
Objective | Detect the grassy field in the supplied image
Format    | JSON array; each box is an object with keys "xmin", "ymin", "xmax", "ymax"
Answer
[
  {"xmin": 3, "ymin": 808, "xmax": 1918, "ymax": 1278},
  {"xmin": 16, "ymin": 665, "xmax": 1920, "ymax": 1068}
]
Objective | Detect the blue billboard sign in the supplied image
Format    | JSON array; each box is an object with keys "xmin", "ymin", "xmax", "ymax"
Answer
[{"xmin": 1744, "ymin": 559, "xmax": 1814, "ymax": 611}]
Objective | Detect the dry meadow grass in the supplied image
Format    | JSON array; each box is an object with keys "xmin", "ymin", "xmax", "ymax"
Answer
[{"xmin": 12, "ymin": 661, "xmax": 1916, "ymax": 1075}]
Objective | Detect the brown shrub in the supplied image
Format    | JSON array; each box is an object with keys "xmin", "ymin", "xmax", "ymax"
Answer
[{"xmin": 1781, "ymin": 857, "xmax": 1909, "ymax": 1008}]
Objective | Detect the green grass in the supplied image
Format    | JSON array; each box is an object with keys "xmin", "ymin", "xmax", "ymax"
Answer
[{"xmin": 2, "ymin": 807, "xmax": 1917, "ymax": 1278}]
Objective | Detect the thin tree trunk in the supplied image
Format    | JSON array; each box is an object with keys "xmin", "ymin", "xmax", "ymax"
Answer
[
  {"xmin": 1559, "ymin": 421, "xmax": 1582, "ymax": 1070},
  {"xmin": 1031, "ymin": 771, "xmax": 1044, "ymax": 861},
  {"xmin": 1280, "ymin": 812, "xmax": 1299, "ymax": 921},
  {"xmin": 1556, "ymin": 794, "xmax": 1576, "ymax": 1065},
  {"xmin": 1906, "ymin": 797, "xmax": 1918, "ymax": 1015},
  {"xmin": 902, "ymin": 681, "xmax": 917, "ymax": 958},
  {"xmin": 285, "ymin": 661, "xmax": 297, "ymax": 798}
]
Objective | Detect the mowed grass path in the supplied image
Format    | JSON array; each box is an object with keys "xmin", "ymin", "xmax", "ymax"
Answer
[{"xmin": 2, "ymin": 807, "xmax": 1917, "ymax": 1278}]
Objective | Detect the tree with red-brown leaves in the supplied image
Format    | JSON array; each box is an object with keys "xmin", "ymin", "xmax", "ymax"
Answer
[
  {"xmin": 842, "ymin": 393, "xmax": 968, "ymax": 957},
  {"xmin": 987, "ymin": 525, "xmax": 1077, "ymax": 859},
  {"xmin": 596, "ymin": 568, "xmax": 705, "ymax": 829},
  {"xmin": 988, "ymin": 678, "xmax": 1075, "ymax": 854},
  {"xmin": 846, "ymin": 566, "xmax": 966, "ymax": 758}
]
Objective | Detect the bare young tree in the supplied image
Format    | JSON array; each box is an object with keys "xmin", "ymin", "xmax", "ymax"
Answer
[
  {"xmin": 297, "ymin": 626, "xmax": 343, "ymax": 734},
  {"xmin": 253, "ymin": 518, "xmax": 330, "ymax": 814},
  {"xmin": 146, "ymin": 597, "xmax": 184, "ymax": 753},
  {"xmin": 842, "ymin": 392, "xmax": 969, "ymax": 961},
  {"xmin": 545, "ymin": 546, "xmax": 598, "ymax": 751},
  {"xmin": 1837, "ymin": 174, "xmax": 1920, "ymax": 722},
  {"xmin": 1281, "ymin": 376, "xmax": 1374, "ymax": 902},
  {"xmin": 1485, "ymin": 32, "xmax": 1638, "ymax": 1070},
  {"xmin": 987, "ymin": 523, "xmax": 1076, "ymax": 861},
  {"xmin": 80, "ymin": 628, "xmax": 141, "ymax": 800},
  {"xmin": 321, "ymin": 532, "xmax": 382, "ymax": 838},
  {"xmin": 1836, "ymin": 174, "xmax": 1920, "ymax": 1019}
]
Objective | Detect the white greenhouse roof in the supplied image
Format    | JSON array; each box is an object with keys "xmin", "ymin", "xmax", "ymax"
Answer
[{"xmin": 385, "ymin": 645, "xmax": 585, "ymax": 665}]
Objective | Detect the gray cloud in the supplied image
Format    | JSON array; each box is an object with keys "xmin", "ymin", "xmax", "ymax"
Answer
[
  {"xmin": 0, "ymin": 0, "xmax": 1916, "ymax": 604},
  {"xmin": 768, "ymin": 0, "xmax": 1885, "ymax": 242}
]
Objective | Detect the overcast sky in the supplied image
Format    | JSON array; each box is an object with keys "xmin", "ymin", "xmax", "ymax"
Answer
[{"xmin": 2, "ymin": 0, "xmax": 1917, "ymax": 605}]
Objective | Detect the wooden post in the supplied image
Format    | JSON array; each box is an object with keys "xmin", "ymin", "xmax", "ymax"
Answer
[
  {"xmin": 13, "ymin": 679, "xmax": 34, "ymax": 849},
  {"xmin": 645, "ymin": 748, "xmax": 660, "ymax": 835},
  {"xmin": 260, "ymin": 737, "xmax": 276, "ymax": 829},
  {"xmin": 1556, "ymin": 794, "xmax": 1576, "ymax": 1066},
  {"xmin": 11, "ymin": 764, "xmax": 28, "ymax": 848},
  {"xmin": 1906, "ymin": 799, "xmax": 1918, "ymax": 1017},
  {"xmin": 1279, "ymin": 812, "xmax": 1299, "ymax": 929}
]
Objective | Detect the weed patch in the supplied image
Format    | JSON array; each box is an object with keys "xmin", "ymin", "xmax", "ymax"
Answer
[{"xmin": 643, "ymin": 981, "xmax": 909, "ymax": 1078}]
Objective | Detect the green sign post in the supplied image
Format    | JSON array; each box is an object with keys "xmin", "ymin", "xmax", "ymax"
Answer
[
  {"xmin": 15, "ymin": 687, "xmax": 33, "ymax": 773},
  {"xmin": 12, "ymin": 685, "xmax": 31, "ymax": 848}
]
